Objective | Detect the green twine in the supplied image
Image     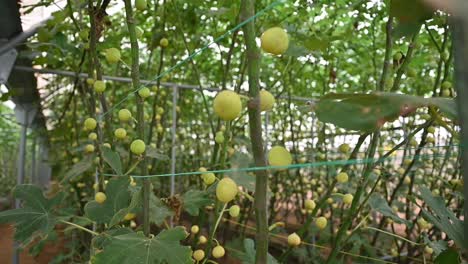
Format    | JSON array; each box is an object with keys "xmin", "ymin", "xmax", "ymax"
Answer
[
  {"xmin": 101, "ymin": 153, "xmax": 448, "ymax": 178},
  {"xmin": 130, "ymin": 144, "xmax": 461, "ymax": 161},
  {"xmin": 91, "ymin": 0, "xmax": 461, "ymax": 179},
  {"xmin": 98, "ymin": 0, "xmax": 286, "ymax": 121}
]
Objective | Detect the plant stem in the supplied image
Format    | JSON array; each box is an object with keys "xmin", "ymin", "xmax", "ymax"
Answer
[
  {"xmin": 390, "ymin": 30, "xmax": 420, "ymax": 92},
  {"xmin": 87, "ymin": 1, "xmax": 111, "ymax": 139},
  {"xmin": 60, "ymin": 220, "xmax": 99, "ymax": 236},
  {"xmin": 202, "ymin": 203, "xmax": 228, "ymax": 264},
  {"xmin": 449, "ymin": 15, "xmax": 468, "ymax": 255},
  {"xmin": 124, "ymin": 159, "xmax": 142, "ymax": 176},
  {"xmin": 278, "ymin": 133, "xmax": 369, "ymax": 262},
  {"xmin": 241, "ymin": 0, "xmax": 269, "ymax": 262},
  {"xmin": 211, "ymin": 203, "xmax": 228, "ymax": 241},
  {"xmin": 378, "ymin": 16, "xmax": 393, "ymax": 91},
  {"xmin": 326, "ymin": 132, "xmax": 380, "ymax": 263},
  {"xmin": 371, "ymin": 121, "xmax": 432, "ymax": 245},
  {"xmin": 364, "ymin": 226, "xmax": 422, "ymax": 246},
  {"xmin": 87, "ymin": 0, "xmax": 106, "ymax": 196},
  {"xmin": 122, "ymin": 0, "xmax": 150, "ymax": 236}
]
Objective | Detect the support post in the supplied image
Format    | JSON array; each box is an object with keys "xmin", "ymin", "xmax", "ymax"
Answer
[
  {"xmin": 12, "ymin": 105, "xmax": 35, "ymax": 264},
  {"xmin": 31, "ymin": 134, "xmax": 37, "ymax": 185},
  {"xmin": 12, "ymin": 111, "xmax": 27, "ymax": 264},
  {"xmin": 169, "ymin": 86, "xmax": 178, "ymax": 227},
  {"xmin": 264, "ymin": 112, "xmax": 269, "ymax": 154},
  {"xmin": 452, "ymin": 9, "xmax": 468, "ymax": 251},
  {"xmin": 170, "ymin": 86, "xmax": 178, "ymax": 197},
  {"xmin": 15, "ymin": 109, "xmax": 28, "ymax": 208},
  {"xmin": 37, "ymin": 136, "xmax": 51, "ymax": 189}
]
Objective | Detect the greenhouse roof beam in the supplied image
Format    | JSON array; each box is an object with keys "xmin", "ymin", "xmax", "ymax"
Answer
[
  {"xmin": 13, "ymin": 65, "xmax": 313, "ymax": 102},
  {"xmin": 0, "ymin": 0, "xmax": 22, "ymax": 40}
]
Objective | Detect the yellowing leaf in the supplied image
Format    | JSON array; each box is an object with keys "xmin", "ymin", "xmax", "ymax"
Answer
[{"xmin": 93, "ymin": 227, "xmax": 193, "ymax": 264}]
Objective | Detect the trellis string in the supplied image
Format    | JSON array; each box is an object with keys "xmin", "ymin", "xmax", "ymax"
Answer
[
  {"xmin": 101, "ymin": 152, "xmax": 452, "ymax": 178},
  {"xmin": 98, "ymin": 0, "xmax": 287, "ymax": 121}
]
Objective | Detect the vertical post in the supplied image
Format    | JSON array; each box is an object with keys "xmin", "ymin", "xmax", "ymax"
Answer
[
  {"xmin": 13, "ymin": 108, "xmax": 28, "ymax": 264},
  {"xmin": 37, "ymin": 136, "xmax": 51, "ymax": 189},
  {"xmin": 31, "ymin": 134, "xmax": 37, "ymax": 185},
  {"xmin": 170, "ymin": 86, "xmax": 178, "ymax": 197},
  {"xmin": 264, "ymin": 112, "xmax": 269, "ymax": 154},
  {"xmin": 241, "ymin": 0, "xmax": 269, "ymax": 262},
  {"xmin": 93, "ymin": 169, "xmax": 99, "ymax": 232},
  {"xmin": 452, "ymin": 11, "xmax": 468, "ymax": 251},
  {"xmin": 401, "ymin": 117, "xmax": 408, "ymax": 165},
  {"xmin": 15, "ymin": 109, "xmax": 28, "ymax": 208},
  {"xmin": 122, "ymin": 0, "xmax": 150, "ymax": 236},
  {"xmin": 169, "ymin": 86, "xmax": 178, "ymax": 227},
  {"xmin": 310, "ymin": 114, "xmax": 315, "ymax": 162}
]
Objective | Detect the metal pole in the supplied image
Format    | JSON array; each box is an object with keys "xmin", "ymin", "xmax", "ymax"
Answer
[
  {"xmin": 31, "ymin": 134, "xmax": 37, "ymax": 185},
  {"xmin": 13, "ymin": 109, "xmax": 28, "ymax": 264},
  {"xmin": 93, "ymin": 168, "xmax": 98, "ymax": 232},
  {"xmin": 14, "ymin": 109, "xmax": 27, "ymax": 206},
  {"xmin": 12, "ymin": 66, "xmax": 312, "ymax": 102},
  {"xmin": 169, "ymin": 86, "xmax": 178, "ymax": 227},
  {"xmin": 170, "ymin": 86, "xmax": 178, "ymax": 196},
  {"xmin": 310, "ymin": 114, "xmax": 315, "ymax": 163},
  {"xmin": 264, "ymin": 112, "xmax": 269, "ymax": 153},
  {"xmin": 37, "ymin": 136, "xmax": 51, "ymax": 189},
  {"xmin": 452, "ymin": 10, "xmax": 468, "ymax": 251},
  {"xmin": 0, "ymin": 22, "xmax": 44, "ymax": 56}
]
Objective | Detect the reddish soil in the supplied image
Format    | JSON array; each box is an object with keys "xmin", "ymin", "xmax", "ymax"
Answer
[{"xmin": 0, "ymin": 224, "xmax": 66, "ymax": 264}]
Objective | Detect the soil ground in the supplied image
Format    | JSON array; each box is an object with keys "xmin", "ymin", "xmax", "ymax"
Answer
[{"xmin": 0, "ymin": 224, "xmax": 65, "ymax": 264}]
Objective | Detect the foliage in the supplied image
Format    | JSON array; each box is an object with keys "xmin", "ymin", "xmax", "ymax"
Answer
[
  {"xmin": 84, "ymin": 177, "xmax": 131, "ymax": 224},
  {"xmin": 181, "ymin": 189, "xmax": 212, "ymax": 216},
  {"xmin": 368, "ymin": 193, "xmax": 408, "ymax": 224},
  {"xmin": 0, "ymin": 105, "xmax": 20, "ymax": 200},
  {"xmin": 419, "ymin": 186, "xmax": 465, "ymax": 249},
  {"xmin": 92, "ymin": 227, "xmax": 193, "ymax": 264},
  {"xmin": 0, "ymin": 0, "xmax": 463, "ymax": 263},
  {"xmin": 229, "ymin": 238, "xmax": 278, "ymax": 264},
  {"xmin": 314, "ymin": 93, "xmax": 457, "ymax": 132},
  {"xmin": 0, "ymin": 185, "xmax": 65, "ymax": 245}
]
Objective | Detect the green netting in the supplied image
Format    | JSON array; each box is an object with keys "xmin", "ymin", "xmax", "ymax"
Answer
[
  {"xmin": 142, "ymin": 143, "xmax": 461, "ymax": 160},
  {"xmin": 88, "ymin": 0, "xmax": 460, "ymax": 182},
  {"xmin": 101, "ymin": 149, "xmax": 455, "ymax": 178},
  {"xmin": 98, "ymin": 0, "xmax": 286, "ymax": 121}
]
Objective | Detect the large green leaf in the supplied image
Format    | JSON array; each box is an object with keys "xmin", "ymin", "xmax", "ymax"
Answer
[
  {"xmin": 302, "ymin": 36, "xmax": 329, "ymax": 51},
  {"xmin": 202, "ymin": 6, "xmax": 236, "ymax": 18},
  {"xmin": 0, "ymin": 185, "xmax": 63, "ymax": 245},
  {"xmin": 419, "ymin": 187, "xmax": 465, "ymax": 248},
  {"xmin": 390, "ymin": 0, "xmax": 432, "ymax": 23},
  {"xmin": 61, "ymin": 156, "xmax": 93, "ymax": 183},
  {"xmin": 50, "ymin": 32, "xmax": 67, "ymax": 53},
  {"xmin": 227, "ymin": 152, "xmax": 255, "ymax": 191},
  {"xmin": 64, "ymin": 216, "xmax": 94, "ymax": 233},
  {"xmin": 314, "ymin": 93, "xmax": 457, "ymax": 132},
  {"xmin": 368, "ymin": 193, "xmax": 408, "ymax": 224},
  {"xmin": 423, "ymin": 233, "xmax": 447, "ymax": 257},
  {"xmin": 102, "ymin": 147, "xmax": 123, "ymax": 175},
  {"xmin": 390, "ymin": 0, "xmax": 433, "ymax": 37},
  {"xmin": 93, "ymin": 227, "xmax": 193, "ymax": 264},
  {"xmin": 149, "ymin": 193, "xmax": 174, "ymax": 225},
  {"xmin": 428, "ymin": 97, "xmax": 458, "ymax": 121},
  {"xmin": 92, "ymin": 227, "xmax": 133, "ymax": 250},
  {"xmin": 109, "ymin": 186, "xmax": 142, "ymax": 227},
  {"xmin": 181, "ymin": 189, "xmax": 213, "ymax": 216},
  {"xmin": 84, "ymin": 177, "xmax": 131, "ymax": 224},
  {"xmin": 434, "ymin": 248, "xmax": 460, "ymax": 264},
  {"xmin": 146, "ymin": 146, "xmax": 170, "ymax": 160},
  {"xmin": 291, "ymin": 28, "xmax": 344, "ymax": 54},
  {"xmin": 230, "ymin": 238, "xmax": 278, "ymax": 264},
  {"xmin": 284, "ymin": 43, "xmax": 310, "ymax": 57}
]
